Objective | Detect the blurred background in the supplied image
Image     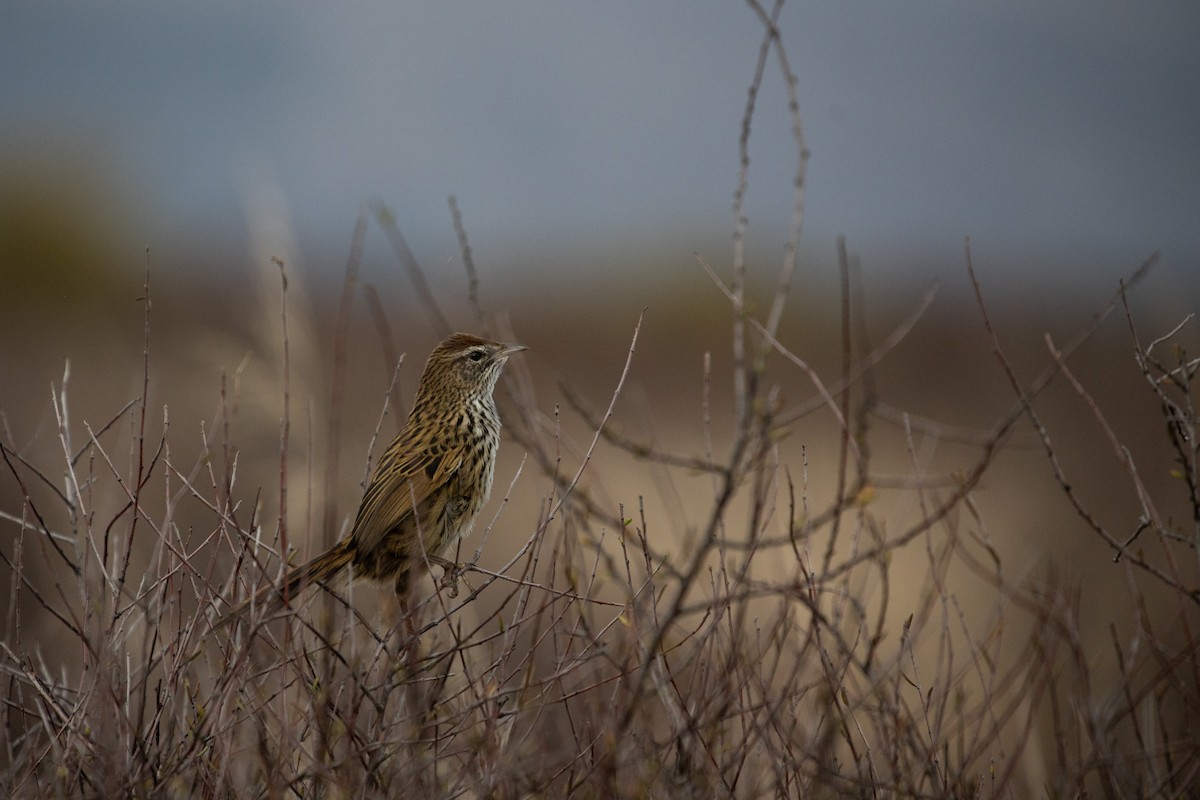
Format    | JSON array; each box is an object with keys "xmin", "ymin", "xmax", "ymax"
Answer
[
  {"xmin": 2, "ymin": 0, "xmax": 1199, "ymax": 667},
  {"xmin": 3, "ymin": 6, "xmax": 1200, "ymax": 786},
  {"xmin": 3, "ymin": 1, "xmax": 1198, "ymax": 297}
]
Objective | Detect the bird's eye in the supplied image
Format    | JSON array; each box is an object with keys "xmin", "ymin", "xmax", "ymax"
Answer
[{"xmin": 468, "ymin": 349, "xmax": 486, "ymax": 362}]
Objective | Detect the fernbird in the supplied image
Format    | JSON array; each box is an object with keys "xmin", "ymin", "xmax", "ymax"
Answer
[{"xmin": 223, "ymin": 332, "xmax": 525, "ymax": 626}]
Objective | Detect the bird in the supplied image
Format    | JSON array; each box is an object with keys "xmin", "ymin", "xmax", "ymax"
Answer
[{"xmin": 220, "ymin": 332, "xmax": 525, "ymax": 628}]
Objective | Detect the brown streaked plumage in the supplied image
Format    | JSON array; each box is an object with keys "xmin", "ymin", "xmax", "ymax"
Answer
[{"xmin": 222, "ymin": 332, "xmax": 524, "ymax": 626}]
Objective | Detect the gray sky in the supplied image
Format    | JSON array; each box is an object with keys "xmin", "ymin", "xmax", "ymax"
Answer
[{"xmin": 3, "ymin": 2, "xmax": 1198, "ymax": 291}]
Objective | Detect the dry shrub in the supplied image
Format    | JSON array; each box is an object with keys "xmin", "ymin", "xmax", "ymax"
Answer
[{"xmin": 3, "ymin": 3, "xmax": 1197, "ymax": 798}]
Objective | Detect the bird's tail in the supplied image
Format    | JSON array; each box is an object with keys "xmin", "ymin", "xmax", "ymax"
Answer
[{"xmin": 216, "ymin": 538, "xmax": 356, "ymax": 630}]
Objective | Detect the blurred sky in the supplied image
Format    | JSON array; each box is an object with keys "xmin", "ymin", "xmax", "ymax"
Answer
[{"xmin": 3, "ymin": 1, "xmax": 1199, "ymax": 294}]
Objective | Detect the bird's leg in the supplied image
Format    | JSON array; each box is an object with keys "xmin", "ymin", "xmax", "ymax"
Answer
[
  {"xmin": 427, "ymin": 554, "xmax": 455, "ymax": 571},
  {"xmin": 428, "ymin": 554, "xmax": 464, "ymax": 598},
  {"xmin": 391, "ymin": 571, "xmax": 420, "ymax": 638}
]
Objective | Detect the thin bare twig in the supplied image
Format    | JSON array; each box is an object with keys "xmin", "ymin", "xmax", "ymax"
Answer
[{"xmin": 370, "ymin": 198, "xmax": 451, "ymax": 338}]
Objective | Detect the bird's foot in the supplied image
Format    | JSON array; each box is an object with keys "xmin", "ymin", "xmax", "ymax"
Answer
[{"xmin": 430, "ymin": 555, "xmax": 466, "ymax": 598}]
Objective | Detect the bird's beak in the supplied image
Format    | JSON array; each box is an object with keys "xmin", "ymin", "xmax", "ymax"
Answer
[{"xmin": 495, "ymin": 343, "xmax": 527, "ymax": 360}]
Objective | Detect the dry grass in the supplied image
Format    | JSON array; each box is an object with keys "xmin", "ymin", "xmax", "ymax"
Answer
[{"xmin": 3, "ymin": 3, "xmax": 1199, "ymax": 798}]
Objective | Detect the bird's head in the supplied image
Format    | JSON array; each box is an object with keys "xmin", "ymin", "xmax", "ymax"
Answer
[{"xmin": 418, "ymin": 332, "xmax": 526, "ymax": 404}]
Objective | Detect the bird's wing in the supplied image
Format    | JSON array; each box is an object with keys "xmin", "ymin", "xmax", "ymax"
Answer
[{"xmin": 349, "ymin": 437, "xmax": 465, "ymax": 555}]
